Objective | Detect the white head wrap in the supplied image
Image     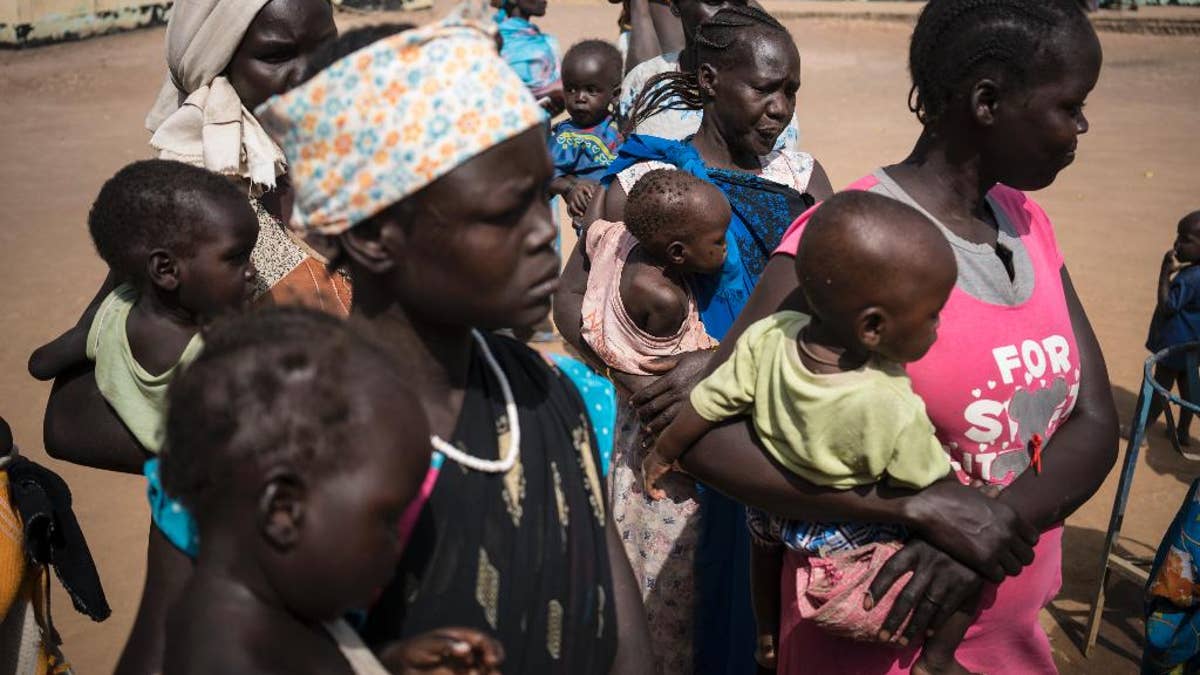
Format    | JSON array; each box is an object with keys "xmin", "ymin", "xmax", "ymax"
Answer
[{"xmin": 145, "ymin": 0, "xmax": 288, "ymax": 192}]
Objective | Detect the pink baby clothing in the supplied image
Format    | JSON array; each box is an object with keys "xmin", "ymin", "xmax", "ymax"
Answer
[
  {"xmin": 581, "ymin": 219, "xmax": 717, "ymax": 376},
  {"xmin": 772, "ymin": 169, "xmax": 1081, "ymax": 673},
  {"xmin": 790, "ymin": 541, "xmax": 910, "ymax": 643}
]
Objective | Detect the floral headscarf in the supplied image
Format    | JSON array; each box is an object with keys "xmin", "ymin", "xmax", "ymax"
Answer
[{"xmin": 256, "ymin": 5, "xmax": 547, "ymax": 237}]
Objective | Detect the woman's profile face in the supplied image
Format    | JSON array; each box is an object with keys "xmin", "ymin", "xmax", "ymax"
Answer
[
  {"xmin": 980, "ymin": 28, "xmax": 1102, "ymax": 192},
  {"xmin": 227, "ymin": 0, "xmax": 337, "ymax": 112},
  {"xmin": 376, "ymin": 127, "xmax": 559, "ymax": 331},
  {"xmin": 703, "ymin": 31, "xmax": 800, "ymax": 158}
]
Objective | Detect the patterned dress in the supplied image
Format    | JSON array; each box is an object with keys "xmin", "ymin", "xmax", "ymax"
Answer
[{"xmin": 362, "ymin": 335, "xmax": 617, "ymax": 674}]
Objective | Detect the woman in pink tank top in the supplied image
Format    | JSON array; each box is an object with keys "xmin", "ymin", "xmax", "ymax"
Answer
[{"xmin": 663, "ymin": 1, "xmax": 1118, "ymax": 673}]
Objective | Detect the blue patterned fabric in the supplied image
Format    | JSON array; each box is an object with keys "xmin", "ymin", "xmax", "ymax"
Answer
[
  {"xmin": 1144, "ymin": 478, "xmax": 1200, "ymax": 674},
  {"xmin": 602, "ymin": 134, "xmax": 813, "ymax": 340},
  {"xmin": 144, "ymin": 458, "xmax": 199, "ymax": 557},
  {"xmin": 746, "ymin": 507, "xmax": 904, "ymax": 554},
  {"xmin": 549, "ymin": 352, "xmax": 616, "ymax": 476},
  {"xmin": 495, "ymin": 11, "xmax": 560, "ymax": 94},
  {"xmin": 550, "ymin": 116, "xmax": 622, "ymax": 182}
]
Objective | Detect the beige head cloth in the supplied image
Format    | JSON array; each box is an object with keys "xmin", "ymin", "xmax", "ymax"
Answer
[{"xmin": 145, "ymin": 0, "xmax": 287, "ymax": 192}]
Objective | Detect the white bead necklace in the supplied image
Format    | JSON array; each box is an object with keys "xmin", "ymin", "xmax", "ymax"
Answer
[{"xmin": 430, "ymin": 330, "xmax": 521, "ymax": 474}]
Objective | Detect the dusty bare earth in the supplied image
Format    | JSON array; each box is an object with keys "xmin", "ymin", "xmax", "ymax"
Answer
[{"xmin": 0, "ymin": 2, "xmax": 1197, "ymax": 672}]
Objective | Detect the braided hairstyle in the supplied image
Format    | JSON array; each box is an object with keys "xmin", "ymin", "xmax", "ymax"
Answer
[
  {"xmin": 622, "ymin": 5, "xmax": 790, "ymax": 136},
  {"xmin": 908, "ymin": 0, "xmax": 1091, "ymax": 126},
  {"xmin": 160, "ymin": 307, "xmax": 413, "ymax": 517}
]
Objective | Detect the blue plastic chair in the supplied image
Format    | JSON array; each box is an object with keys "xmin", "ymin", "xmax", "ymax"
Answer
[{"xmin": 1085, "ymin": 341, "xmax": 1200, "ymax": 655}]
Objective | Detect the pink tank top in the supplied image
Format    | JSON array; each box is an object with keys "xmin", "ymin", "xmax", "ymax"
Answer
[
  {"xmin": 581, "ymin": 219, "xmax": 717, "ymax": 377},
  {"xmin": 775, "ymin": 172, "xmax": 1080, "ymax": 487}
]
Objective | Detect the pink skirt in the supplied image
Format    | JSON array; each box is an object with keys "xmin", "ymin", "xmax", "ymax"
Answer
[{"xmin": 777, "ymin": 526, "xmax": 1063, "ymax": 675}]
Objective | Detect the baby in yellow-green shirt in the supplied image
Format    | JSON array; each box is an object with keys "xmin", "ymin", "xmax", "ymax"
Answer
[{"xmin": 648, "ymin": 191, "xmax": 974, "ymax": 675}]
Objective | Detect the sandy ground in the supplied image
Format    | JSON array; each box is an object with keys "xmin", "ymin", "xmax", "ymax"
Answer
[{"xmin": 0, "ymin": 2, "xmax": 1198, "ymax": 672}]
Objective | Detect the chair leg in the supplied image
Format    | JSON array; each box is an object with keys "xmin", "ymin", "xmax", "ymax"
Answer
[
  {"xmin": 1085, "ymin": 377, "xmax": 1154, "ymax": 656},
  {"xmin": 1084, "ymin": 566, "xmax": 1109, "ymax": 656}
]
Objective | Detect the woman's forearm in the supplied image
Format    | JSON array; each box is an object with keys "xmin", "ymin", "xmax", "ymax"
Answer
[
  {"xmin": 680, "ymin": 417, "xmax": 1038, "ymax": 581},
  {"xmin": 606, "ymin": 520, "xmax": 653, "ymax": 675},
  {"xmin": 999, "ymin": 268, "xmax": 1119, "ymax": 530},
  {"xmin": 624, "ymin": 0, "xmax": 661, "ymax": 73},
  {"xmin": 553, "ymin": 239, "xmax": 590, "ymax": 354},
  {"xmin": 679, "ymin": 418, "xmax": 921, "ymax": 525}
]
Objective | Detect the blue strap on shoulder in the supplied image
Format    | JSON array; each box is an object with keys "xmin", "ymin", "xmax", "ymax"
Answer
[
  {"xmin": 144, "ymin": 458, "xmax": 199, "ymax": 558},
  {"xmin": 548, "ymin": 353, "xmax": 616, "ymax": 477}
]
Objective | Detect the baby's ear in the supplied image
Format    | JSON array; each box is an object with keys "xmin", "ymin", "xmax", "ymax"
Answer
[
  {"xmin": 147, "ymin": 249, "xmax": 180, "ymax": 292},
  {"xmin": 856, "ymin": 307, "xmax": 886, "ymax": 351},
  {"xmin": 258, "ymin": 468, "xmax": 306, "ymax": 551},
  {"xmin": 666, "ymin": 241, "xmax": 688, "ymax": 266}
]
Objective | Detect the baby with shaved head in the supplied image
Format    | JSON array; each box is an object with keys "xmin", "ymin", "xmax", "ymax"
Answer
[
  {"xmin": 799, "ymin": 190, "xmax": 956, "ymax": 364},
  {"xmin": 651, "ymin": 191, "xmax": 979, "ymax": 674}
]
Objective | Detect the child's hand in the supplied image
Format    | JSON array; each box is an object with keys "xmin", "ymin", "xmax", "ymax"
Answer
[
  {"xmin": 566, "ymin": 180, "xmax": 600, "ymax": 219},
  {"xmin": 379, "ymin": 627, "xmax": 504, "ymax": 674},
  {"xmin": 1164, "ymin": 249, "xmax": 1183, "ymax": 276},
  {"xmin": 642, "ymin": 448, "xmax": 676, "ymax": 501}
]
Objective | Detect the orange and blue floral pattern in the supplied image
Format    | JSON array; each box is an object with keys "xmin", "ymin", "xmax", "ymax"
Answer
[{"xmin": 256, "ymin": 12, "xmax": 546, "ymax": 237}]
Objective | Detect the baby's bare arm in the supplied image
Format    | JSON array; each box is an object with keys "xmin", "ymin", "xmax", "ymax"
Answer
[{"xmin": 621, "ymin": 265, "xmax": 689, "ymax": 339}]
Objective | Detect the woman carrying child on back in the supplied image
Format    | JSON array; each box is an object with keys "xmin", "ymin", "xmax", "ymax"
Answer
[{"xmin": 556, "ymin": 7, "xmax": 832, "ymax": 671}]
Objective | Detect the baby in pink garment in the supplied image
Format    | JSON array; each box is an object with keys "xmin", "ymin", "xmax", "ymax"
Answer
[{"xmin": 580, "ymin": 169, "xmax": 729, "ymax": 386}]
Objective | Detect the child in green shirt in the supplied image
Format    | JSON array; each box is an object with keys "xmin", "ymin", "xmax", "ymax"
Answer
[{"xmin": 648, "ymin": 191, "xmax": 974, "ymax": 675}]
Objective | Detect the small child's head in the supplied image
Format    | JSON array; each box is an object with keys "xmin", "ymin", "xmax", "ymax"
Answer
[
  {"xmin": 562, "ymin": 40, "xmax": 623, "ymax": 128},
  {"xmin": 798, "ymin": 190, "xmax": 957, "ymax": 364},
  {"xmin": 625, "ymin": 169, "xmax": 731, "ymax": 275},
  {"xmin": 88, "ymin": 160, "xmax": 258, "ymax": 318},
  {"xmin": 504, "ymin": 0, "xmax": 548, "ymax": 18},
  {"xmin": 1175, "ymin": 211, "xmax": 1200, "ymax": 264},
  {"xmin": 160, "ymin": 307, "xmax": 431, "ymax": 621}
]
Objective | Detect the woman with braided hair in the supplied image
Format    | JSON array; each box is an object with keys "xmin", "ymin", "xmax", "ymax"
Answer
[
  {"xmin": 556, "ymin": 7, "xmax": 831, "ymax": 673},
  {"xmin": 617, "ymin": 0, "xmax": 804, "ymax": 152},
  {"xmin": 633, "ymin": 1, "xmax": 1113, "ymax": 673}
]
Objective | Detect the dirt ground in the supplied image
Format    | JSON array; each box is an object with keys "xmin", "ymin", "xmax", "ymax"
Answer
[{"xmin": 0, "ymin": 2, "xmax": 1197, "ymax": 672}]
